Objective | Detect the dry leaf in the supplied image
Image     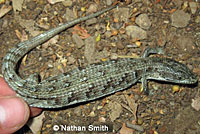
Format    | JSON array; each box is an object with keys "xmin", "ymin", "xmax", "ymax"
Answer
[
  {"xmin": 15, "ymin": 15, "xmax": 42, "ymax": 37},
  {"xmin": 27, "ymin": 112, "xmax": 45, "ymax": 134},
  {"xmin": 120, "ymin": 123, "xmax": 134, "ymax": 134},
  {"xmin": 72, "ymin": 25, "xmax": 91, "ymax": 39},
  {"xmin": 124, "ymin": 95, "xmax": 138, "ymax": 120},
  {"xmin": 191, "ymin": 97, "xmax": 200, "ymax": 111},
  {"xmin": 15, "ymin": 30, "xmax": 22, "ymax": 40},
  {"xmin": 108, "ymin": 101, "xmax": 122, "ymax": 122},
  {"xmin": 12, "ymin": 0, "xmax": 24, "ymax": 12},
  {"xmin": 169, "ymin": 9, "xmax": 176, "ymax": 14},
  {"xmin": 0, "ymin": 5, "xmax": 12, "ymax": 18},
  {"xmin": 155, "ymin": 0, "xmax": 161, "ymax": 4},
  {"xmin": 48, "ymin": 0, "xmax": 65, "ymax": 4}
]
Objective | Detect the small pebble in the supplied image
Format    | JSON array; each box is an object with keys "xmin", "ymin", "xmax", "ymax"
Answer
[
  {"xmin": 126, "ymin": 122, "xmax": 144, "ymax": 132},
  {"xmin": 89, "ymin": 111, "xmax": 96, "ymax": 117},
  {"xmin": 171, "ymin": 10, "xmax": 190, "ymax": 28},
  {"xmin": 85, "ymin": 18, "xmax": 97, "ymax": 25},
  {"xmin": 135, "ymin": 14, "xmax": 151, "ymax": 30},
  {"xmin": 62, "ymin": 0, "xmax": 72, "ymax": 7},
  {"xmin": 72, "ymin": 34, "xmax": 84, "ymax": 48},
  {"xmin": 189, "ymin": 2, "xmax": 197, "ymax": 14},
  {"xmin": 106, "ymin": 0, "xmax": 112, "ymax": 6},
  {"xmin": 111, "ymin": 30, "xmax": 118, "ymax": 36},
  {"xmin": 137, "ymin": 118, "xmax": 143, "ymax": 125},
  {"xmin": 172, "ymin": 85, "xmax": 180, "ymax": 93},
  {"xmin": 125, "ymin": 25, "xmax": 147, "ymax": 41},
  {"xmin": 87, "ymin": 3, "xmax": 98, "ymax": 13}
]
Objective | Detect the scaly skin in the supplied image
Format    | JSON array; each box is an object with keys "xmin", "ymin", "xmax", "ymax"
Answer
[{"xmin": 1, "ymin": 5, "xmax": 198, "ymax": 108}]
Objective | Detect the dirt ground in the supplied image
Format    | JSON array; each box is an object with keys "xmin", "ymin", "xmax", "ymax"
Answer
[{"xmin": 0, "ymin": 0, "xmax": 200, "ymax": 134}]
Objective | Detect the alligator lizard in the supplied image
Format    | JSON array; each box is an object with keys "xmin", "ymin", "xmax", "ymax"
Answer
[{"xmin": 1, "ymin": 5, "xmax": 198, "ymax": 108}]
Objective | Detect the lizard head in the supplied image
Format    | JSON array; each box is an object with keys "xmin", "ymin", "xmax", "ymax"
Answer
[{"xmin": 148, "ymin": 58, "xmax": 198, "ymax": 84}]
